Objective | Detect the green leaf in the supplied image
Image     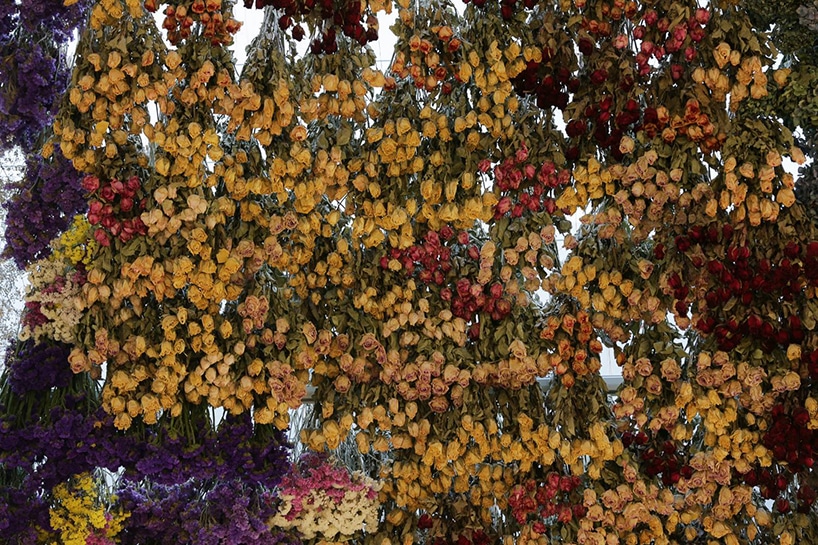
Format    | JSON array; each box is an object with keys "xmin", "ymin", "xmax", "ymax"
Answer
[{"xmin": 337, "ymin": 125, "xmax": 352, "ymax": 146}]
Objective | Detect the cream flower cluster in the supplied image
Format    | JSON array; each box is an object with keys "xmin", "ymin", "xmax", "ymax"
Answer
[
  {"xmin": 269, "ymin": 460, "xmax": 380, "ymax": 542},
  {"xmin": 21, "ymin": 257, "xmax": 85, "ymax": 344},
  {"xmin": 271, "ymin": 487, "xmax": 379, "ymax": 540}
]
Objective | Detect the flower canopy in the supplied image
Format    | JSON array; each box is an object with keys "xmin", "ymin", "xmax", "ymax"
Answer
[{"xmin": 3, "ymin": 0, "xmax": 818, "ymax": 543}]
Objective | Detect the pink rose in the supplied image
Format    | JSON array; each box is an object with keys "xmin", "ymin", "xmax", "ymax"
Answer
[
  {"xmin": 360, "ymin": 333, "xmax": 379, "ymax": 351},
  {"xmin": 495, "ymin": 197, "xmax": 512, "ymax": 215},
  {"xmin": 100, "ymin": 186, "xmax": 115, "ymax": 202},
  {"xmin": 396, "ymin": 381, "xmax": 411, "ymax": 397},
  {"xmin": 402, "ymin": 363, "xmax": 419, "ymax": 383},
  {"xmin": 126, "ymin": 175, "xmax": 141, "ymax": 193},
  {"xmin": 81, "ymin": 175, "xmax": 100, "ymax": 192},
  {"xmin": 94, "ymin": 228, "xmax": 110, "ymax": 247},
  {"xmin": 110, "ymin": 179, "xmax": 125, "ymax": 194},
  {"xmin": 336, "ymin": 334, "xmax": 350, "ymax": 351},
  {"xmin": 645, "ymin": 375, "xmax": 662, "ymax": 395},
  {"xmin": 660, "ymin": 359, "xmax": 681, "ymax": 382}
]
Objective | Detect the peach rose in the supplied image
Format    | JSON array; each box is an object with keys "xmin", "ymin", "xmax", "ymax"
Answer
[
  {"xmin": 634, "ymin": 357, "xmax": 653, "ymax": 377},
  {"xmin": 645, "ymin": 375, "xmax": 663, "ymax": 396},
  {"xmin": 429, "ymin": 395, "xmax": 449, "ymax": 413},
  {"xmin": 660, "ymin": 358, "xmax": 681, "ymax": 382},
  {"xmin": 334, "ymin": 374, "xmax": 351, "ymax": 393},
  {"xmin": 360, "ymin": 332, "xmax": 379, "ymax": 351}
]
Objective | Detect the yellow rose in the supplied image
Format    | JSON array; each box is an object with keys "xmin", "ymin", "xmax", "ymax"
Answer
[
  {"xmin": 165, "ymin": 50, "xmax": 182, "ymax": 70},
  {"xmin": 454, "ymin": 117, "xmax": 467, "ymax": 133},
  {"xmin": 366, "ymin": 127, "xmax": 383, "ymax": 143},
  {"xmin": 219, "ymin": 320, "xmax": 233, "ymax": 339},
  {"xmin": 713, "ymin": 42, "xmax": 731, "ymax": 69},
  {"xmin": 786, "ymin": 344, "xmax": 802, "ymax": 361},
  {"xmin": 297, "ymin": 322, "xmax": 316, "ymax": 345},
  {"xmin": 322, "ymin": 73, "xmax": 339, "ymax": 92},
  {"xmin": 289, "ymin": 125, "xmax": 307, "ymax": 141},
  {"xmin": 637, "ymin": 258, "xmax": 655, "ymax": 279},
  {"xmin": 619, "ymin": 135, "xmax": 635, "ymax": 155},
  {"xmin": 772, "ymin": 68, "xmax": 791, "ymax": 87},
  {"xmin": 438, "ymin": 203, "xmax": 459, "ymax": 222},
  {"xmin": 782, "ymin": 371, "xmax": 801, "ymax": 390},
  {"xmin": 323, "ymin": 420, "xmax": 342, "ymax": 449},
  {"xmin": 378, "ymin": 138, "xmax": 397, "ymax": 160},
  {"xmin": 114, "ymin": 413, "xmax": 132, "ymax": 430},
  {"xmin": 790, "ymin": 145, "xmax": 806, "ymax": 165},
  {"xmin": 776, "ymin": 187, "xmax": 795, "ymax": 207},
  {"xmin": 750, "ymin": 83, "xmax": 767, "ymax": 99}
]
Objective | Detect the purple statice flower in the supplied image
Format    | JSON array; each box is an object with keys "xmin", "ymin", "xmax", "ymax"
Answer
[
  {"xmin": 3, "ymin": 146, "xmax": 86, "ymax": 268},
  {"xmin": 0, "ymin": 375, "xmax": 294, "ymax": 543},
  {"xmin": 117, "ymin": 480, "xmax": 201, "ymax": 545},
  {"xmin": 15, "ymin": 0, "xmax": 90, "ymax": 41},
  {"xmin": 212, "ymin": 412, "xmax": 292, "ymax": 488},
  {"xmin": 111, "ymin": 410, "xmax": 290, "ymax": 488},
  {"xmin": 0, "ymin": 15, "xmax": 13, "ymax": 45},
  {"xmin": 0, "ymin": 40, "xmax": 69, "ymax": 154},
  {"xmin": 0, "ymin": 473, "xmax": 53, "ymax": 544},
  {"xmin": 0, "ymin": 0, "xmax": 88, "ymax": 44},
  {"xmin": 116, "ymin": 479, "xmax": 298, "ymax": 545},
  {"xmin": 0, "ymin": 0, "xmax": 90, "ymax": 154},
  {"xmin": 134, "ymin": 441, "xmax": 182, "ymax": 479},
  {"xmin": 0, "ymin": 385, "xmax": 111, "ymax": 490},
  {"xmin": 190, "ymin": 480, "xmax": 297, "ymax": 545},
  {"xmin": 115, "ymin": 416, "xmax": 216, "ymax": 486},
  {"xmin": 5, "ymin": 339, "xmax": 73, "ymax": 395},
  {"xmin": 113, "ymin": 409, "xmax": 291, "ymax": 487},
  {"xmin": 85, "ymin": 407, "xmax": 142, "ymax": 472}
]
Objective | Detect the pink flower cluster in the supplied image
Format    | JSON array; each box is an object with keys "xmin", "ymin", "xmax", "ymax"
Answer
[
  {"xmin": 82, "ymin": 174, "xmax": 148, "ymax": 246},
  {"xmin": 22, "ymin": 300, "xmax": 49, "ymax": 330},
  {"xmin": 85, "ymin": 532, "xmax": 116, "ymax": 545}
]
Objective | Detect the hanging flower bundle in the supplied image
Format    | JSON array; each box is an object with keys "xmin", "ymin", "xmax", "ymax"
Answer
[{"xmin": 3, "ymin": 0, "xmax": 818, "ymax": 543}]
